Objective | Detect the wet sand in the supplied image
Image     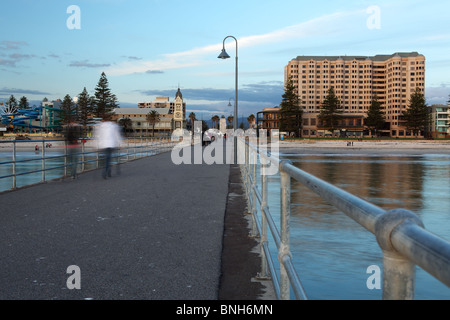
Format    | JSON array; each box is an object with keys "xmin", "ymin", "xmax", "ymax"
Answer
[{"xmin": 277, "ymin": 139, "xmax": 450, "ymax": 155}]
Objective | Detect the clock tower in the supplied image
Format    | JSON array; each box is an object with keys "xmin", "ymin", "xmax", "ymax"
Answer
[{"xmin": 173, "ymin": 88, "xmax": 185, "ymax": 129}]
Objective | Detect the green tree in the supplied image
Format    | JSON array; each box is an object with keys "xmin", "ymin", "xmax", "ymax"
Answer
[
  {"xmin": 93, "ymin": 72, "xmax": 118, "ymax": 120},
  {"xmin": 189, "ymin": 112, "xmax": 196, "ymax": 142},
  {"xmin": 118, "ymin": 117, "xmax": 132, "ymax": 137},
  {"xmin": 227, "ymin": 115, "xmax": 234, "ymax": 129},
  {"xmin": 247, "ymin": 114, "xmax": 255, "ymax": 129},
  {"xmin": 19, "ymin": 96, "xmax": 29, "ymax": 110},
  {"xmin": 146, "ymin": 110, "xmax": 160, "ymax": 137},
  {"xmin": 189, "ymin": 112, "xmax": 196, "ymax": 131},
  {"xmin": 402, "ymin": 87, "xmax": 428, "ymax": 137},
  {"xmin": 365, "ymin": 95, "xmax": 386, "ymax": 137},
  {"xmin": 6, "ymin": 95, "xmax": 17, "ymax": 112},
  {"xmin": 318, "ymin": 87, "xmax": 343, "ymax": 136},
  {"xmin": 279, "ymin": 76, "xmax": 302, "ymax": 137},
  {"xmin": 77, "ymin": 87, "xmax": 93, "ymax": 134},
  {"xmin": 211, "ymin": 115, "xmax": 220, "ymax": 129},
  {"xmin": 60, "ymin": 94, "xmax": 77, "ymax": 124}
]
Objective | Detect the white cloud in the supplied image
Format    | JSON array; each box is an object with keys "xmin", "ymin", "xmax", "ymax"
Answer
[{"xmin": 106, "ymin": 8, "xmax": 365, "ymax": 76}]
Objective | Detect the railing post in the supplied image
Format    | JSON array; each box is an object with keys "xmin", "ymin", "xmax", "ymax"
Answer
[
  {"xmin": 260, "ymin": 156, "xmax": 269, "ymax": 279},
  {"xmin": 81, "ymin": 141, "xmax": 85, "ymax": 173},
  {"xmin": 12, "ymin": 140, "xmax": 16, "ymax": 189},
  {"xmin": 374, "ymin": 209, "xmax": 424, "ymax": 300},
  {"xmin": 250, "ymin": 145, "xmax": 258, "ymax": 237},
  {"xmin": 41, "ymin": 140, "xmax": 45, "ymax": 182},
  {"xmin": 279, "ymin": 160, "xmax": 292, "ymax": 300},
  {"xmin": 64, "ymin": 142, "xmax": 68, "ymax": 176}
]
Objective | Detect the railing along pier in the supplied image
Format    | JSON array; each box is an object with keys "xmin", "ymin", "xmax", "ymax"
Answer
[
  {"xmin": 0, "ymin": 137, "xmax": 175, "ymax": 192},
  {"xmin": 239, "ymin": 137, "xmax": 450, "ymax": 300}
]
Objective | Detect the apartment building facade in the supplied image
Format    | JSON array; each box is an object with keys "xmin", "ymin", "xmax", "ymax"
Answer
[
  {"xmin": 428, "ymin": 104, "xmax": 450, "ymax": 139},
  {"xmin": 284, "ymin": 52, "xmax": 425, "ymax": 137}
]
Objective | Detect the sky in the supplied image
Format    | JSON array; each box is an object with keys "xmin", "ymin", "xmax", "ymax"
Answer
[{"xmin": 1, "ymin": 0, "xmax": 450, "ymax": 120}]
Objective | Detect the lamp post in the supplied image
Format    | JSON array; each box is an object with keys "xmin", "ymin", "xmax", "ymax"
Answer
[{"xmin": 218, "ymin": 35, "xmax": 238, "ymax": 164}]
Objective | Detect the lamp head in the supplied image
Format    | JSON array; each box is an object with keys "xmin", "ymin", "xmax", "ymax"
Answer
[{"xmin": 217, "ymin": 48, "xmax": 230, "ymax": 59}]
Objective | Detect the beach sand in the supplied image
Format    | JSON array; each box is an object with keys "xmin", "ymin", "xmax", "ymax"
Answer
[
  {"xmin": 0, "ymin": 140, "xmax": 95, "ymax": 152},
  {"xmin": 275, "ymin": 139, "xmax": 450, "ymax": 155},
  {"xmin": 1, "ymin": 138, "xmax": 450, "ymax": 155}
]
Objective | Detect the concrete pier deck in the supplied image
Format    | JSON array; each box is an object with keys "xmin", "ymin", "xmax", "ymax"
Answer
[{"xmin": 0, "ymin": 148, "xmax": 268, "ymax": 300}]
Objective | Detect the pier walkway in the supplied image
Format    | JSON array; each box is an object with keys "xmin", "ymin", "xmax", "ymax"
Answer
[{"xmin": 0, "ymin": 147, "xmax": 267, "ymax": 300}]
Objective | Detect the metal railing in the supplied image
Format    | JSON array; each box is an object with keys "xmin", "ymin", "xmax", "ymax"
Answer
[
  {"xmin": 239, "ymin": 137, "xmax": 450, "ymax": 300},
  {"xmin": 0, "ymin": 137, "xmax": 175, "ymax": 192}
]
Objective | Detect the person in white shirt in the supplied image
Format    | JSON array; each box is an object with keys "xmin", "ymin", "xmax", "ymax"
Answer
[{"xmin": 95, "ymin": 120, "xmax": 123, "ymax": 179}]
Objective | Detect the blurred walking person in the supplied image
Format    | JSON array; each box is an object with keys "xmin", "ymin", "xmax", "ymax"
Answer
[
  {"xmin": 64, "ymin": 122, "xmax": 81, "ymax": 179},
  {"xmin": 95, "ymin": 120, "xmax": 123, "ymax": 179}
]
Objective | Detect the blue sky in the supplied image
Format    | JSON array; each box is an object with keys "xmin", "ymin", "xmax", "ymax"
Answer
[{"xmin": 1, "ymin": 0, "xmax": 449, "ymax": 120}]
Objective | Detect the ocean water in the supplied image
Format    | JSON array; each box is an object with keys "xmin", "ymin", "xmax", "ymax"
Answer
[{"xmin": 263, "ymin": 152, "xmax": 450, "ymax": 300}]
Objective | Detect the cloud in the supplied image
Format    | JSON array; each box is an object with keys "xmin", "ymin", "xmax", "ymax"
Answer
[
  {"xmin": 137, "ymin": 81, "xmax": 283, "ymax": 105},
  {"xmin": 0, "ymin": 87, "xmax": 51, "ymax": 96},
  {"xmin": 106, "ymin": 9, "xmax": 364, "ymax": 76},
  {"xmin": 145, "ymin": 70, "xmax": 164, "ymax": 74},
  {"xmin": 0, "ymin": 58, "xmax": 17, "ymax": 67},
  {"xmin": 69, "ymin": 60, "xmax": 111, "ymax": 68},
  {"xmin": 0, "ymin": 43, "xmax": 36, "ymax": 67},
  {"xmin": 426, "ymin": 85, "xmax": 450, "ymax": 105},
  {"xmin": 123, "ymin": 56, "xmax": 142, "ymax": 60},
  {"xmin": 0, "ymin": 41, "xmax": 27, "ymax": 51}
]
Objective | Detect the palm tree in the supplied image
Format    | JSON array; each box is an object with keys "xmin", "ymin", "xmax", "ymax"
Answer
[
  {"xmin": 118, "ymin": 117, "xmax": 132, "ymax": 137},
  {"xmin": 189, "ymin": 112, "xmax": 196, "ymax": 131},
  {"xmin": 146, "ymin": 110, "xmax": 160, "ymax": 137},
  {"xmin": 211, "ymin": 115, "xmax": 220, "ymax": 129},
  {"xmin": 227, "ymin": 115, "xmax": 234, "ymax": 129},
  {"xmin": 189, "ymin": 112, "xmax": 196, "ymax": 143},
  {"xmin": 247, "ymin": 114, "xmax": 255, "ymax": 129}
]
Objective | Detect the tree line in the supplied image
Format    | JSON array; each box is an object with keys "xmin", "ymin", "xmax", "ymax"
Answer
[
  {"xmin": 279, "ymin": 76, "xmax": 435, "ymax": 138},
  {"xmin": 2, "ymin": 72, "xmax": 118, "ymax": 131}
]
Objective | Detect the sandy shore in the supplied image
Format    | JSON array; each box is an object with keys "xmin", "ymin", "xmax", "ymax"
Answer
[
  {"xmin": 0, "ymin": 140, "xmax": 95, "ymax": 152},
  {"xmin": 1, "ymin": 139, "xmax": 450, "ymax": 155},
  {"xmin": 276, "ymin": 139, "xmax": 450, "ymax": 155}
]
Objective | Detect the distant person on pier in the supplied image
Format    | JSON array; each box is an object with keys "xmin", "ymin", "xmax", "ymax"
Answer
[
  {"xmin": 64, "ymin": 122, "xmax": 81, "ymax": 179},
  {"xmin": 95, "ymin": 119, "xmax": 123, "ymax": 179}
]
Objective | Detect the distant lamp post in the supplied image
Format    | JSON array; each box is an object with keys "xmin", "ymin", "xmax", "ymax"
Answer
[{"xmin": 218, "ymin": 35, "xmax": 238, "ymax": 163}]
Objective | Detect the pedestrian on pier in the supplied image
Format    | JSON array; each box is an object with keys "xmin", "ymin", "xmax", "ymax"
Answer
[
  {"xmin": 95, "ymin": 119, "xmax": 123, "ymax": 179},
  {"xmin": 64, "ymin": 122, "xmax": 81, "ymax": 179}
]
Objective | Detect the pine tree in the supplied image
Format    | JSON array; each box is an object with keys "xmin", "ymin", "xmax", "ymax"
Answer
[
  {"xmin": 402, "ymin": 87, "xmax": 428, "ymax": 137},
  {"xmin": 93, "ymin": 72, "xmax": 118, "ymax": 120},
  {"xmin": 19, "ymin": 96, "xmax": 29, "ymax": 110},
  {"xmin": 318, "ymin": 87, "xmax": 343, "ymax": 136},
  {"xmin": 365, "ymin": 95, "xmax": 386, "ymax": 137},
  {"xmin": 77, "ymin": 87, "xmax": 93, "ymax": 133},
  {"xmin": 279, "ymin": 76, "xmax": 302, "ymax": 137},
  {"xmin": 60, "ymin": 94, "xmax": 77, "ymax": 124},
  {"xmin": 6, "ymin": 95, "xmax": 17, "ymax": 112}
]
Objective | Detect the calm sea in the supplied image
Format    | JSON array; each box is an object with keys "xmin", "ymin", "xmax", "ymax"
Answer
[{"xmin": 265, "ymin": 151, "xmax": 450, "ymax": 300}]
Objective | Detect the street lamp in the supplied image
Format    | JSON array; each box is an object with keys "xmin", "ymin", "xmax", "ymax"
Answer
[{"xmin": 218, "ymin": 35, "xmax": 238, "ymax": 163}]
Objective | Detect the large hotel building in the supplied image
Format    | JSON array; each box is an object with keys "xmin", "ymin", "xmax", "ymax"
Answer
[{"xmin": 283, "ymin": 52, "xmax": 425, "ymax": 137}]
